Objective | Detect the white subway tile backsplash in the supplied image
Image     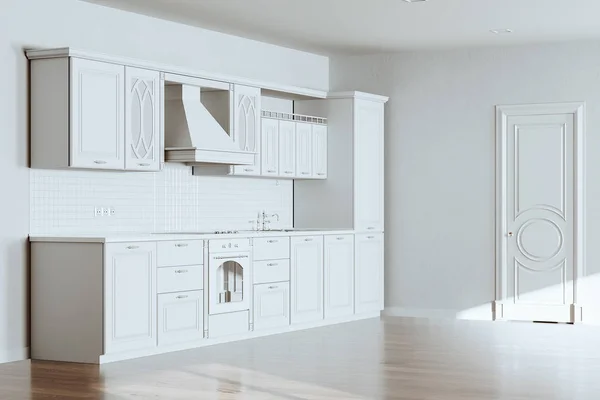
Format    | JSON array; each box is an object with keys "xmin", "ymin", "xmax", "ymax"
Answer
[{"xmin": 30, "ymin": 163, "xmax": 292, "ymax": 235}]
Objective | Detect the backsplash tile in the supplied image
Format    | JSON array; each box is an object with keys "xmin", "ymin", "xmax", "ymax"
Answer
[{"xmin": 30, "ymin": 163, "xmax": 292, "ymax": 235}]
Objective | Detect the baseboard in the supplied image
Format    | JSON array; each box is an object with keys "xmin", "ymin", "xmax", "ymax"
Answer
[
  {"xmin": 0, "ymin": 347, "xmax": 29, "ymax": 364},
  {"xmin": 383, "ymin": 305, "xmax": 493, "ymax": 321}
]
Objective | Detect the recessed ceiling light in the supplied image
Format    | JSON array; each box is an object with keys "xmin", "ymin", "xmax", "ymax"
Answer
[{"xmin": 490, "ymin": 28, "xmax": 513, "ymax": 34}]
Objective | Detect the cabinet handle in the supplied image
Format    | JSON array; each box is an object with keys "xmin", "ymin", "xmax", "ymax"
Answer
[
  {"xmin": 267, "ymin": 170, "xmax": 276, "ymax": 173},
  {"xmin": 175, "ymin": 243, "xmax": 189, "ymax": 248},
  {"xmin": 126, "ymin": 245, "xmax": 139, "ymax": 250},
  {"xmin": 367, "ymin": 227, "xmax": 376, "ymax": 230},
  {"xmin": 268, "ymin": 286, "xmax": 278, "ymax": 290},
  {"xmin": 284, "ymin": 171, "xmax": 293, "ymax": 174},
  {"xmin": 301, "ymin": 172, "xmax": 310, "ymax": 175},
  {"xmin": 94, "ymin": 160, "xmax": 107, "ymax": 165},
  {"xmin": 174, "ymin": 269, "xmax": 188, "ymax": 274},
  {"xmin": 304, "ymin": 238, "xmax": 313, "ymax": 242},
  {"xmin": 244, "ymin": 168, "xmax": 253, "ymax": 172},
  {"xmin": 367, "ymin": 236, "xmax": 375, "ymax": 239},
  {"xmin": 317, "ymin": 173, "xmax": 326, "ymax": 176},
  {"xmin": 138, "ymin": 162, "xmax": 151, "ymax": 167},
  {"xmin": 176, "ymin": 295, "xmax": 189, "ymax": 299},
  {"xmin": 267, "ymin": 240, "xmax": 279, "ymax": 243},
  {"xmin": 336, "ymin": 237, "xmax": 345, "ymax": 240},
  {"xmin": 267, "ymin": 263, "xmax": 279, "ymax": 267}
]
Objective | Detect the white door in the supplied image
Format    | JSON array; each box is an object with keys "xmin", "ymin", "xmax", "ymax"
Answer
[
  {"xmin": 296, "ymin": 122, "xmax": 312, "ymax": 178},
  {"xmin": 496, "ymin": 103, "xmax": 584, "ymax": 323},
  {"xmin": 324, "ymin": 235, "xmax": 354, "ymax": 319},
  {"xmin": 158, "ymin": 290, "xmax": 204, "ymax": 346},
  {"xmin": 279, "ymin": 120, "xmax": 296, "ymax": 178},
  {"xmin": 104, "ymin": 242, "xmax": 157, "ymax": 354},
  {"xmin": 291, "ymin": 236, "xmax": 324, "ymax": 324},
  {"xmin": 354, "ymin": 99, "xmax": 384, "ymax": 232},
  {"xmin": 125, "ymin": 67, "xmax": 161, "ymax": 171},
  {"xmin": 261, "ymin": 118, "xmax": 279, "ymax": 176},
  {"xmin": 253, "ymin": 282, "xmax": 290, "ymax": 331},
  {"xmin": 232, "ymin": 84, "xmax": 261, "ymax": 176},
  {"xmin": 355, "ymin": 233, "xmax": 384, "ymax": 314},
  {"xmin": 312, "ymin": 124, "xmax": 328, "ymax": 179},
  {"xmin": 70, "ymin": 58, "xmax": 125, "ymax": 170}
]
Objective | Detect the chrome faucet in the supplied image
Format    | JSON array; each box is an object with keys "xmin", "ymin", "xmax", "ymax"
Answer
[{"xmin": 261, "ymin": 210, "xmax": 280, "ymax": 231}]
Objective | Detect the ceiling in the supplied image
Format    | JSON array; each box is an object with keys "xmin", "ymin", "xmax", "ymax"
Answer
[{"xmin": 83, "ymin": 0, "xmax": 600, "ymax": 55}]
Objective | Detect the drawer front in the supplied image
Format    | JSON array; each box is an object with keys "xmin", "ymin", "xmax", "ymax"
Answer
[
  {"xmin": 253, "ymin": 237, "xmax": 290, "ymax": 261},
  {"xmin": 157, "ymin": 265, "xmax": 203, "ymax": 294},
  {"xmin": 158, "ymin": 290, "xmax": 204, "ymax": 346},
  {"xmin": 253, "ymin": 282, "xmax": 290, "ymax": 331},
  {"xmin": 157, "ymin": 240, "xmax": 204, "ymax": 267},
  {"xmin": 254, "ymin": 259, "xmax": 290, "ymax": 284},
  {"xmin": 324, "ymin": 234, "xmax": 354, "ymax": 246},
  {"xmin": 209, "ymin": 238, "xmax": 251, "ymax": 252}
]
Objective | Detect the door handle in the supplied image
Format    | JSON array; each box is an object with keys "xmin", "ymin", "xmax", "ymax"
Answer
[{"xmin": 508, "ymin": 232, "xmax": 514, "ymax": 237}]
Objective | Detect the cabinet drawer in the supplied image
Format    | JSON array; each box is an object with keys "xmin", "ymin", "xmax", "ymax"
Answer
[
  {"xmin": 157, "ymin": 240, "xmax": 204, "ymax": 267},
  {"xmin": 254, "ymin": 259, "xmax": 290, "ymax": 284},
  {"xmin": 253, "ymin": 237, "xmax": 290, "ymax": 261},
  {"xmin": 158, "ymin": 290, "xmax": 204, "ymax": 346},
  {"xmin": 157, "ymin": 265, "xmax": 203, "ymax": 294}
]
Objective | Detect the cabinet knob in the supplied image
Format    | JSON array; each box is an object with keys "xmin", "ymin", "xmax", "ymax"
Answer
[{"xmin": 508, "ymin": 232, "xmax": 514, "ymax": 237}]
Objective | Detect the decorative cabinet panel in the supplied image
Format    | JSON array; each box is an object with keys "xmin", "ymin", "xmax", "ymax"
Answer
[
  {"xmin": 104, "ymin": 242, "xmax": 157, "ymax": 354},
  {"xmin": 291, "ymin": 236, "xmax": 324, "ymax": 324},
  {"xmin": 232, "ymin": 84, "xmax": 261, "ymax": 176},
  {"xmin": 70, "ymin": 58, "xmax": 125, "ymax": 170},
  {"xmin": 158, "ymin": 290, "xmax": 204, "ymax": 346},
  {"xmin": 253, "ymin": 282, "xmax": 290, "ymax": 331},
  {"xmin": 125, "ymin": 67, "xmax": 161, "ymax": 171},
  {"xmin": 312, "ymin": 124, "xmax": 328, "ymax": 179},
  {"xmin": 261, "ymin": 118, "xmax": 279, "ymax": 176},
  {"xmin": 296, "ymin": 122, "xmax": 313, "ymax": 178},
  {"xmin": 355, "ymin": 233, "xmax": 384, "ymax": 314},
  {"xmin": 279, "ymin": 120, "xmax": 296, "ymax": 178},
  {"xmin": 354, "ymin": 100, "xmax": 385, "ymax": 232},
  {"xmin": 324, "ymin": 235, "xmax": 355, "ymax": 319}
]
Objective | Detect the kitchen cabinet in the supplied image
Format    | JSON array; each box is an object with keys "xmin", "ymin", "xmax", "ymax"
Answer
[
  {"xmin": 324, "ymin": 235, "xmax": 355, "ymax": 319},
  {"xmin": 261, "ymin": 117, "xmax": 279, "ymax": 176},
  {"xmin": 354, "ymin": 233, "xmax": 384, "ymax": 314},
  {"xmin": 158, "ymin": 290, "xmax": 204, "ymax": 346},
  {"xmin": 253, "ymin": 282, "xmax": 290, "ymax": 331},
  {"xmin": 232, "ymin": 84, "xmax": 262, "ymax": 176},
  {"xmin": 104, "ymin": 242, "xmax": 157, "ymax": 354},
  {"xmin": 125, "ymin": 67, "xmax": 161, "ymax": 171},
  {"xmin": 279, "ymin": 120, "xmax": 296, "ymax": 178},
  {"xmin": 291, "ymin": 236, "xmax": 324, "ymax": 324},
  {"xmin": 312, "ymin": 124, "xmax": 328, "ymax": 179},
  {"xmin": 296, "ymin": 122, "xmax": 313, "ymax": 178}
]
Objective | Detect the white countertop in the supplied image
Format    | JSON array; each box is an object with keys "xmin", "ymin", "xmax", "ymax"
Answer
[{"xmin": 29, "ymin": 229, "xmax": 357, "ymax": 243}]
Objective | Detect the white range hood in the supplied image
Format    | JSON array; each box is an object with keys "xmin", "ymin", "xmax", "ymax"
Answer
[{"xmin": 164, "ymin": 82, "xmax": 255, "ymax": 165}]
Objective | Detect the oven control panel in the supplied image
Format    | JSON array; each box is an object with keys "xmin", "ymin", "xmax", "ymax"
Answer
[{"xmin": 209, "ymin": 238, "xmax": 251, "ymax": 253}]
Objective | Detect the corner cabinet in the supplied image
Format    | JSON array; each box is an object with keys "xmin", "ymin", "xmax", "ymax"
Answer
[
  {"xmin": 232, "ymin": 84, "xmax": 262, "ymax": 176},
  {"xmin": 29, "ymin": 55, "xmax": 163, "ymax": 171}
]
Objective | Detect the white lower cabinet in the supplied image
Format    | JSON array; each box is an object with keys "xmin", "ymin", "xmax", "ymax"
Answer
[
  {"xmin": 104, "ymin": 242, "xmax": 157, "ymax": 354},
  {"xmin": 158, "ymin": 290, "xmax": 204, "ymax": 346},
  {"xmin": 253, "ymin": 282, "xmax": 290, "ymax": 331},
  {"xmin": 324, "ymin": 235, "xmax": 355, "ymax": 319},
  {"xmin": 291, "ymin": 236, "xmax": 324, "ymax": 324},
  {"xmin": 355, "ymin": 233, "xmax": 384, "ymax": 314}
]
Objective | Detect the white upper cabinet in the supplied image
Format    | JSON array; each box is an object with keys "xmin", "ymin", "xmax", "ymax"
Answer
[
  {"xmin": 291, "ymin": 236, "xmax": 324, "ymax": 324},
  {"xmin": 232, "ymin": 85, "xmax": 261, "ymax": 176},
  {"xmin": 279, "ymin": 120, "xmax": 296, "ymax": 178},
  {"xmin": 354, "ymin": 100, "xmax": 385, "ymax": 232},
  {"xmin": 261, "ymin": 118, "xmax": 279, "ymax": 176},
  {"xmin": 104, "ymin": 242, "xmax": 157, "ymax": 354},
  {"xmin": 125, "ymin": 67, "xmax": 161, "ymax": 171},
  {"xmin": 70, "ymin": 58, "xmax": 125, "ymax": 170},
  {"xmin": 324, "ymin": 235, "xmax": 354, "ymax": 319},
  {"xmin": 312, "ymin": 124, "xmax": 328, "ymax": 179},
  {"xmin": 355, "ymin": 233, "xmax": 384, "ymax": 314},
  {"xmin": 296, "ymin": 122, "xmax": 312, "ymax": 178}
]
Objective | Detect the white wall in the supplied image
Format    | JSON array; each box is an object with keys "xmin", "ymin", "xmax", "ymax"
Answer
[
  {"xmin": 0, "ymin": 0, "xmax": 328, "ymax": 363},
  {"xmin": 330, "ymin": 41, "xmax": 600, "ymax": 318}
]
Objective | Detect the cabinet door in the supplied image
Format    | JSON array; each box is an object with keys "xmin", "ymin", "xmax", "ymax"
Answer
[
  {"xmin": 355, "ymin": 233, "xmax": 384, "ymax": 314},
  {"xmin": 125, "ymin": 67, "xmax": 161, "ymax": 171},
  {"xmin": 104, "ymin": 242, "xmax": 157, "ymax": 354},
  {"xmin": 158, "ymin": 290, "xmax": 204, "ymax": 346},
  {"xmin": 279, "ymin": 120, "xmax": 296, "ymax": 178},
  {"xmin": 324, "ymin": 235, "xmax": 354, "ymax": 319},
  {"xmin": 291, "ymin": 236, "xmax": 324, "ymax": 324},
  {"xmin": 70, "ymin": 58, "xmax": 125, "ymax": 170},
  {"xmin": 253, "ymin": 282, "xmax": 290, "ymax": 331},
  {"xmin": 261, "ymin": 118, "xmax": 279, "ymax": 176},
  {"xmin": 296, "ymin": 122, "xmax": 312, "ymax": 178},
  {"xmin": 354, "ymin": 100, "xmax": 385, "ymax": 231},
  {"xmin": 312, "ymin": 124, "xmax": 328, "ymax": 179},
  {"xmin": 232, "ymin": 85, "xmax": 261, "ymax": 176}
]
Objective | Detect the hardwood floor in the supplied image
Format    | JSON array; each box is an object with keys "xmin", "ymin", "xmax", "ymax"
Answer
[{"xmin": 2, "ymin": 317, "xmax": 600, "ymax": 399}]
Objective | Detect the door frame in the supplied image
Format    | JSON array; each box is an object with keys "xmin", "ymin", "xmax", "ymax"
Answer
[{"xmin": 494, "ymin": 102, "xmax": 586, "ymax": 321}]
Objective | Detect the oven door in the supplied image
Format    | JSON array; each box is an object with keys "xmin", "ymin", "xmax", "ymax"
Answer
[{"xmin": 209, "ymin": 252, "xmax": 251, "ymax": 315}]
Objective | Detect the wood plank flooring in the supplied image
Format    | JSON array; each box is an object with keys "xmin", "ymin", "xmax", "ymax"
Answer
[{"xmin": 2, "ymin": 317, "xmax": 600, "ymax": 399}]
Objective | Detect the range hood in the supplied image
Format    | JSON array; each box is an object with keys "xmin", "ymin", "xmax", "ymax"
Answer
[{"xmin": 164, "ymin": 81, "xmax": 255, "ymax": 165}]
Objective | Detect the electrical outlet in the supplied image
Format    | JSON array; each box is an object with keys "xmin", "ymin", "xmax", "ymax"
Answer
[
  {"xmin": 102, "ymin": 207, "xmax": 110, "ymax": 217},
  {"xmin": 94, "ymin": 207, "xmax": 102, "ymax": 217}
]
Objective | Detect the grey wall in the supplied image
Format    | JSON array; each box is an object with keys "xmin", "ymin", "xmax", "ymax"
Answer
[{"xmin": 331, "ymin": 42, "xmax": 600, "ymax": 315}]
